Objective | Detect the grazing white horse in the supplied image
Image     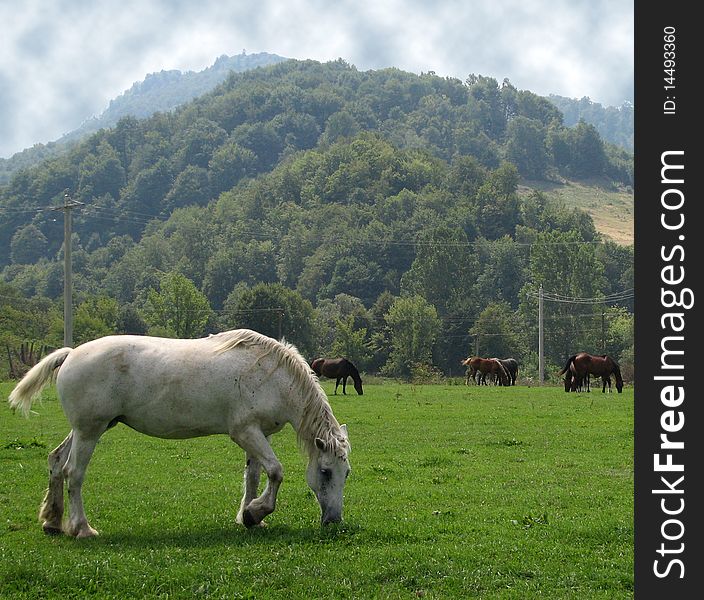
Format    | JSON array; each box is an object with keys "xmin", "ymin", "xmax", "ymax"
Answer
[{"xmin": 8, "ymin": 329, "xmax": 351, "ymax": 537}]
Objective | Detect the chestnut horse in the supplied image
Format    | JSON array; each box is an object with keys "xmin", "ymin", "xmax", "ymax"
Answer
[
  {"xmin": 559, "ymin": 352, "xmax": 623, "ymax": 393},
  {"xmin": 461, "ymin": 356, "xmax": 509, "ymax": 386},
  {"xmin": 310, "ymin": 358, "xmax": 363, "ymax": 395}
]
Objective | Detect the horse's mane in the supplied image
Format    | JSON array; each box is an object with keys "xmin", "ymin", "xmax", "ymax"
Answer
[
  {"xmin": 212, "ymin": 330, "xmax": 349, "ymax": 459},
  {"xmin": 345, "ymin": 358, "xmax": 361, "ymax": 380}
]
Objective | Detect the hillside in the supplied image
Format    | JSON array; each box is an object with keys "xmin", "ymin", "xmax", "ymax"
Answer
[
  {"xmin": 519, "ymin": 178, "xmax": 633, "ymax": 245},
  {"xmin": 0, "ymin": 59, "xmax": 634, "ymax": 377}
]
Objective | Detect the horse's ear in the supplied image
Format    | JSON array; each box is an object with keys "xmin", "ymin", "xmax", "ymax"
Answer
[
  {"xmin": 315, "ymin": 437, "xmax": 327, "ymax": 452},
  {"xmin": 340, "ymin": 424, "xmax": 348, "ymax": 438}
]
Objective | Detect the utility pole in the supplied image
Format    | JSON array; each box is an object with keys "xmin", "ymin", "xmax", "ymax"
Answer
[
  {"xmin": 538, "ymin": 284, "xmax": 544, "ymax": 385},
  {"xmin": 53, "ymin": 193, "xmax": 83, "ymax": 347},
  {"xmin": 601, "ymin": 309, "xmax": 606, "ymax": 354}
]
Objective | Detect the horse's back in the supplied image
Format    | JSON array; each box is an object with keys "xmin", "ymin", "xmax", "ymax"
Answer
[{"xmin": 55, "ymin": 333, "xmax": 287, "ymax": 439}]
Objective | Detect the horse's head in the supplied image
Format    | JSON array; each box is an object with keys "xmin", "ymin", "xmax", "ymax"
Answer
[
  {"xmin": 613, "ymin": 365, "xmax": 624, "ymax": 393},
  {"xmin": 563, "ymin": 372, "xmax": 572, "ymax": 392},
  {"xmin": 310, "ymin": 358, "xmax": 323, "ymax": 376},
  {"xmin": 353, "ymin": 379, "xmax": 363, "ymax": 395},
  {"xmin": 306, "ymin": 424, "xmax": 351, "ymax": 525}
]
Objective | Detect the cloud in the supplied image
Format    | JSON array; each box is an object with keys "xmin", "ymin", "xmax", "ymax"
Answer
[{"xmin": 0, "ymin": 0, "xmax": 633, "ymax": 158}]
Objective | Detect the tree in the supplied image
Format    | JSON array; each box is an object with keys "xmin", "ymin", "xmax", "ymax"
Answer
[
  {"xmin": 76, "ymin": 140, "xmax": 126, "ymax": 202},
  {"xmin": 208, "ymin": 142, "xmax": 257, "ymax": 195},
  {"xmin": 202, "ymin": 240, "xmax": 278, "ymax": 309},
  {"xmin": 331, "ymin": 315, "xmax": 372, "ymax": 371},
  {"xmin": 10, "ymin": 224, "xmax": 48, "ymax": 264},
  {"xmin": 144, "ymin": 272, "xmax": 212, "ymax": 338},
  {"xmin": 505, "ymin": 116, "xmax": 549, "ymax": 179},
  {"xmin": 469, "ymin": 302, "xmax": 526, "ymax": 360},
  {"xmin": 383, "ymin": 295, "xmax": 441, "ymax": 378},
  {"xmin": 222, "ymin": 283, "xmax": 317, "ymax": 357},
  {"xmin": 162, "ymin": 166, "xmax": 211, "ymax": 212},
  {"xmin": 519, "ymin": 230, "xmax": 606, "ymax": 363},
  {"xmin": 400, "ymin": 225, "xmax": 477, "ymax": 316},
  {"xmin": 74, "ymin": 296, "xmax": 120, "ymax": 344},
  {"xmin": 570, "ymin": 121, "xmax": 606, "ymax": 178}
]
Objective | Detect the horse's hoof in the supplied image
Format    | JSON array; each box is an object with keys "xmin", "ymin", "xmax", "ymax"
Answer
[
  {"xmin": 42, "ymin": 523, "xmax": 63, "ymax": 536},
  {"xmin": 242, "ymin": 509, "xmax": 259, "ymax": 528},
  {"xmin": 75, "ymin": 526, "xmax": 99, "ymax": 539}
]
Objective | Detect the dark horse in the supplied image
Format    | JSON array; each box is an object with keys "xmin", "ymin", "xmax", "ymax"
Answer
[
  {"xmin": 496, "ymin": 358, "xmax": 518, "ymax": 386},
  {"xmin": 310, "ymin": 358, "xmax": 363, "ymax": 395},
  {"xmin": 559, "ymin": 352, "xmax": 623, "ymax": 393}
]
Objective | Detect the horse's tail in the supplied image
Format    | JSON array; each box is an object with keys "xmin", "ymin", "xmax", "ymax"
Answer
[
  {"xmin": 558, "ymin": 354, "xmax": 577, "ymax": 376},
  {"xmin": 8, "ymin": 347, "xmax": 73, "ymax": 417}
]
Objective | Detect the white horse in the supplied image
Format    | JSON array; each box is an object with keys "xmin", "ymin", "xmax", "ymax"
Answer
[{"xmin": 8, "ymin": 329, "xmax": 351, "ymax": 537}]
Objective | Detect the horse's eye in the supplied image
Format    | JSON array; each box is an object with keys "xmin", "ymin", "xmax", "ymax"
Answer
[
  {"xmin": 320, "ymin": 469, "xmax": 331, "ymax": 478},
  {"xmin": 345, "ymin": 469, "xmax": 351, "ymax": 479}
]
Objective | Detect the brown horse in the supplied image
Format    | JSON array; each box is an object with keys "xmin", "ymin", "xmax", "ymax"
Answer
[
  {"xmin": 461, "ymin": 356, "xmax": 509, "ymax": 386},
  {"xmin": 558, "ymin": 352, "xmax": 623, "ymax": 393},
  {"xmin": 310, "ymin": 358, "xmax": 363, "ymax": 395}
]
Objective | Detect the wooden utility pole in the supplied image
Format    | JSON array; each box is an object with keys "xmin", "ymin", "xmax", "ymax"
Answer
[
  {"xmin": 53, "ymin": 193, "xmax": 83, "ymax": 347},
  {"xmin": 538, "ymin": 284, "xmax": 544, "ymax": 385}
]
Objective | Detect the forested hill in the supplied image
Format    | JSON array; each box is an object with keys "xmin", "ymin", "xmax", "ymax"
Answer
[
  {"xmin": 0, "ymin": 59, "xmax": 634, "ymax": 378},
  {"xmin": 547, "ymin": 95, "xmax": 633, "ymax": 152},
  {"xmin": 64, "ymin": 52, "xmax": 289, "ymax": 143}
]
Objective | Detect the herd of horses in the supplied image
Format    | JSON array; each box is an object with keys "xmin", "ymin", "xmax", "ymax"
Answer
[
  {"xmin": 461, "ymin": 356, "xmax": 518, "ymax": 386},
  {"xmin": 462, "ymin": 351, "xmax": 623, "ymax": 393},
  {"xmin": 312, "ymin": 351, "xmax": 624, "ymax": 395}
]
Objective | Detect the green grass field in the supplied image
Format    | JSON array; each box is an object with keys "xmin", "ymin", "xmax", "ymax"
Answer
[{"xmin": 0, "ymin": 382, "xmax": 633, "ymax": 599}]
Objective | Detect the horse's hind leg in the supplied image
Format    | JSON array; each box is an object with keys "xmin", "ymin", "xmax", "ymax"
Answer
[
  {"xmin": 63, "ymin": 431, "xmax": 101, "ymax": 538},
  {"xmin": 39, "ymin": 431, "xmax": 73, "ymax": 535}
]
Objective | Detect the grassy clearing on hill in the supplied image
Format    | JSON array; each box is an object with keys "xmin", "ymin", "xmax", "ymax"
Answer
[
  {"xmin": 0, "ymin": 382, "xmax": 633, "ymax": 599},
  {"xmin": 520, "ymin": 178, "xmax": 634, "ymax": 246}
]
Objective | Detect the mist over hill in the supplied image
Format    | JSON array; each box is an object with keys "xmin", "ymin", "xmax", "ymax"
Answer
[
  {"xmin": 547, "ymin": 95, "xmax": 633, "ymax": 152},
  {"xmin": 0, "ymin": 52, "xmax": 287, "ymax": 184}
]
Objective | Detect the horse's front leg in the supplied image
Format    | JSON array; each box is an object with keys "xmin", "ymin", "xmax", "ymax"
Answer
[
  {"xmin": 231, "ymin": 427, "xmax": 283, "ymax": 528},
  {"xmin": 236, "ymin": 452, "xmax": 264, "ymax": 527},
  {"xmin": 342, "ymin": 376, "xmax": 348, "ymax": 395}
]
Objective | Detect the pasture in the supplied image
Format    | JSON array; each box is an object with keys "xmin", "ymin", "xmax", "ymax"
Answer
[{"xmin": 0, "ymin": 382, "xmax": 633, "ymax": 599}]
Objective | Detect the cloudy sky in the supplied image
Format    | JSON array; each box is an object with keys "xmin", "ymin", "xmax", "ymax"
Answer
[{"xmin": 0, "ymin": 0, "xmax": 633, "ymax": 159}]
